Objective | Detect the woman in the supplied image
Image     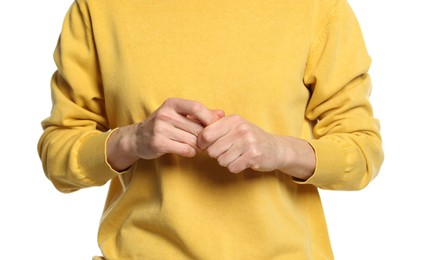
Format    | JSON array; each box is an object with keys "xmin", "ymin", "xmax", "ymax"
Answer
[{"xmin": 38, "ymin": 0, "xmax": 384, "ymax": 259}]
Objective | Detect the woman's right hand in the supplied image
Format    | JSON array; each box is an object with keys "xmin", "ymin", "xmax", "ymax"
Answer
[{"xmin": 106, "ymin": 98, "xmax": 223, "ymax": 171}]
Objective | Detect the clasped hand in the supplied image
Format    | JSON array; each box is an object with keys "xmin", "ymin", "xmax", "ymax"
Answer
[
  {"xmin": 108, "ymin": 98, "xmax": 284, "ymax": 173},
  {"xmin": 107, "ymin": 98, "xmax": 314, "ymax": 179}
]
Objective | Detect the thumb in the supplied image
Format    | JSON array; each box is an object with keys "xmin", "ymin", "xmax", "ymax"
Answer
[
  {"xmin": 212, "ymin": 109, "xmax": 225, "ymax": 120},
  {"xmin": 186, "ymin": 109, "xmax": 225, "ymax": 126}
]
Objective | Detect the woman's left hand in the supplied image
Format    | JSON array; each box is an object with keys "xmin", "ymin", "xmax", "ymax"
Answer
[
  {"xmin": 198, "ymin": 114, "xmax": 315, "ymax": 180},
  {"xmin": 197, "ymin": 115, "xmax": 284, "ymax": 173}
]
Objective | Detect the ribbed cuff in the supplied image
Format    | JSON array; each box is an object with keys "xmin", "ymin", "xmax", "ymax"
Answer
[
  {"xmin": 292, "ymin": 138, "xmax": 346, "ymax": 189},
  {"xmin": 77, "ymin": 129, "xmax": 122, "ymax": 185}
]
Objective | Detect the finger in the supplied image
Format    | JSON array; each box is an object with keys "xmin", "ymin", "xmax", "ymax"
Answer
[
  {"xmin": 212, "ymin": 109, "xmax": 225, "ymax": 119},
  {"xmin": 165, "ymin": 126, "xmax": 200, "ymax": 150},
  {"xmin": 227, "ymin": 156, "xmax": 250, "ymax": 174},
  {"xmin": 171, "ymin": 114, "xmax": 205, "ymax": 137},
  {"xmin": 206, "ymin": 137, "xmax": 233, "ymax": 158},
  {"xmin": 216, "ymin": 145, "xmax": 243, "ymax": 168},
  {"xmin": 159, "ymin": 139, "xmax": 198, "ymax": 158},
  {"xmin": 197, "ymin": 115, "xmax": 236, "ymax": 150},
  {"xmin": 197, "ymin": 121, "xmax": 231, "ymax": 150},
  {"xmin": 169, "ymin": 98, "xmax": 220, "ymax": 126},
  {"xmin": 186, "ymin": 109, "xmax": 225, "ymax": 124}
]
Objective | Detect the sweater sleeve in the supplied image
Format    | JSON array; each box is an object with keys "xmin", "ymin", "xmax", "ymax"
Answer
[
  {"xmin": 297, "ymin": 0, "xmax": 384, "ymax": 190},
  {"xmin": 38, "ymin": 0, "xmax": 120, "ymax": 193}
]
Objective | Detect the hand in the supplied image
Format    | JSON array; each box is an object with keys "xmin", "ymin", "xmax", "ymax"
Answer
[
  {"xmin": 107, "ymin": 98, "xmax": 223, "ymax": 171},
  {"xmin": 133, "ymin": 98, "xmax": 224, "ymax": 159},
  {"xmin": 198, "ymin": 114, "xmax": 283, "ymax": 173},
  {"xmin": 198, "ymin": 114, "xmax": 315, "ymax": 179}
]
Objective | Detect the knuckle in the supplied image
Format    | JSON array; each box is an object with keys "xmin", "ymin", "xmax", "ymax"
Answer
[
  {"xmin": 180, "ymin": 146, "xmax": 196, "ymax": 157},
  {"xmin": 154, "ymin": 110, "xmax": 172, "ymax": 122},
  {"xmin": 155, "ymin": 109, "xmax": 170, "ymax": 120},
  {"xmin": 190, "ymin": 102, "xmax": 203, "ymax": 115},
  {"xmin": 237, "ymin": 123, "xmax": 251, "ymax": 135},
  {"xmin": 200, "ymin": 131, "xmax": 214, "ymax": 143},
  {"xmin": 228, "ymin": 164, "xmax": 242, "ymax": 174},
  {"xmin": 207, "ymin": 149, "xmax": 218, "ymax": 159},
  {"xmin": 248, "ymin": 147, "xmax": 261, "ymax": 158},
  {"xmin": 187, "ymin": 135, "xmax": 198, "ymax": 147},
  {"xmin": 244, "ymin": 133, "xmax": 257, "ymax": 145},
  {"xmin": 250, "ymin": 164, "xmax": 260, "ymax": 171},
  {"xmin": 230, "ymin": 114, "xmax": 242, "ymax": 120},
  {"xmin": 246, "ymin": 152, "xmax": 262, "ymax": 169},
  {"xmin": 217, "ymin": 156, "xmax": 227, "ymax": 167},
  {"xmin": 163, "ymin": 97, "xmax": 175, "ymax": 105}
]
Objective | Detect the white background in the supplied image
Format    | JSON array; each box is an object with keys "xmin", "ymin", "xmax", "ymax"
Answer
[{"xmin": 1, "ymin": 0, "xmax": 422, "ymax": 259}]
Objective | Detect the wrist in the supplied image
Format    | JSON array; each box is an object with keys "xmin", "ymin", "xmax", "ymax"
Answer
[
  {"xmin": 106, "ymin": 126, "xmax": 139, "ymax": 171},
  {"xmin": 276, "ymin": 136, "xmax": 316, "ymax": 181}
]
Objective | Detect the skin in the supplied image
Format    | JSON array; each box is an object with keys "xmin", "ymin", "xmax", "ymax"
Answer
[{"xmin": 107, "ymin": 97, "xmax": 315, "ymax": 180}]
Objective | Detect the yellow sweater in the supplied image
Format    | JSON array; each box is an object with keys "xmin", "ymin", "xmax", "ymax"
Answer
[{"xmin": 38, "ymin": 0, "xmax": 384, "ymax": 259}]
